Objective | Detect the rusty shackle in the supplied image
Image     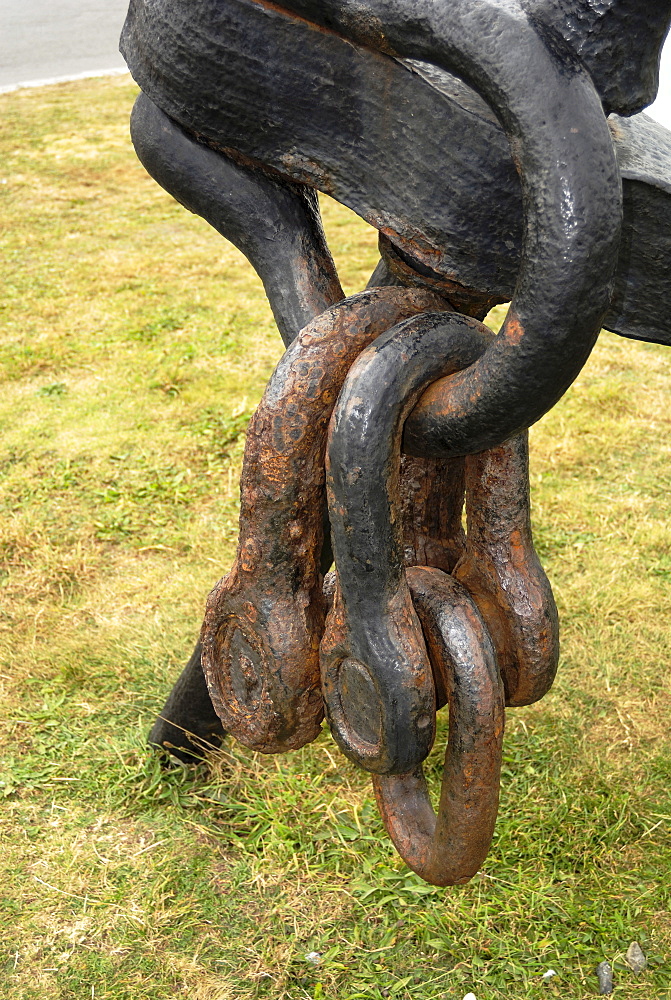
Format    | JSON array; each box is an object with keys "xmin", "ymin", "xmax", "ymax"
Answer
[
  {"xmin": 200, "ymin": 287, "xmax": 450, "ymax": 753},
  {"xmin": 374, "ymin": 566, "xmax": 504, "ymax": 887},
  {"xmin": 455, "ymin": 435, "xmax": 559, "ymax": 708},
  {"xmin": 320, "ymin": 312, "xmax": 492, "ymax": 775},
  {"xmin": 321, "ymin": 310, "xmax": 559, "ymax": 882}
]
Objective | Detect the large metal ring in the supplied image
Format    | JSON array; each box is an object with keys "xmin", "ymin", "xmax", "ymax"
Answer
[
  {"xmin": 373, "ymin": 565, "xmax": 505, "ymax": 887},
  {"xmin": 279, "ymin": 0, "xmax": 623, "ymax": 457}
]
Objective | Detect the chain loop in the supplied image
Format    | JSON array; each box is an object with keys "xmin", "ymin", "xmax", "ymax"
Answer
[
  {"xmin": 321, "ymin": 307, "xmax": 558, "ymax": 879},
  {"xmin": 374, "ymin": 566, "xmax": 504, "ymax": 887},
  {"xmin": 321, "ymin": 311, "xmax": 492, "ymax": 774},
  {"xmin": 196, "ymin": 281, "xmax": 561, "ymax": 880},
  {"xmin": 200, "ymin": 287, "xmax": 449, "ymax": 752}
]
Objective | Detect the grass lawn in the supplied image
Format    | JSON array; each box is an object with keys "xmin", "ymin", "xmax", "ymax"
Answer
[{"xmin": 1, "ymin": 75, "xmax": 671, "ymax": 1000}]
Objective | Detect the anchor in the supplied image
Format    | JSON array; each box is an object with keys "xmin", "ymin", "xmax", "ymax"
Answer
[{"xmin": 121, "ymin": 0, "xmax": 671, "ymax": 883}]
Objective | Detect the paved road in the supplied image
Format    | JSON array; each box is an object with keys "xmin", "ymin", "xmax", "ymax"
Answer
[
  {"xmin": 0, "ymin": 0, "xmax": 129, "ymax": 90},
  {"xmin": 1, "ymin": 1, "xmax": 670, "ymax": 128}
]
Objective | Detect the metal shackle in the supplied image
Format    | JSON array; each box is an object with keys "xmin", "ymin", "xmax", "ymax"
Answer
[
  {"xmin": 374, "ymin": 565, "xmax": 505, "ymax": 887},
  {"xmin": 321, "ymin": 311, "xmax": 493, "ymax": 774},
  {"xmin": 397, "ymin": 425, "xmax": 558, "ymax": 709},
  {"xmin": 454, "ymin": 434, "xmax": 559, "ymax": 707},
  {"xmin": 200, "ymin": 287, "xmax": 451, "ymax": 753}
]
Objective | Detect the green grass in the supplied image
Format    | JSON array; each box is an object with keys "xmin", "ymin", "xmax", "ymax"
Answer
[{"xmin": 1, "ymin": 75, "xmax": 670, "ymax": 1000}]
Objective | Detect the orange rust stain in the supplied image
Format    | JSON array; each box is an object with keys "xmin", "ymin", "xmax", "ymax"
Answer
[
  {"xmin": 246, "ymin": 0, "xmax": 396, "ymax": 55},
  {"xmin": 240, "ymin": 537, "xmax": 262, "ymax": 573},
  {"xmin": 247, "ymin": 0, "xmax": 341, "ymax": 37},
  {"xmin": 505, "ymin": 314, "xmax": 525, "ymax": 346}
]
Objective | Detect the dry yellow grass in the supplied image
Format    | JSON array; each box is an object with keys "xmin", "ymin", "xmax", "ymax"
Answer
[{"xmin": 0, "ymin": 75, "xmax": 670, "ymax": 1000}]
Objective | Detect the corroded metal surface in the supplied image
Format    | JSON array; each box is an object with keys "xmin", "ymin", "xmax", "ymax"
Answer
[
  {"xmin": 321, "ymin": 311, "xmax": 556, "ymax": 878},
  {"xmin": 374, "ymin": 566, "xmax": 504, "ymax": 887},
  {"xmin": 454, "ymin": 434, "xmax": 559, "ymax": 708},
  {"xmin": 399, "ymin": 453, "xmax": 466, "ymax": 580},
  {"xmin": 201, "ymin": 288, "xmax": 450, "ymax": 753},
  {"xmin": 125, "ymin": 0, "xmax": 671, "ymax": 884},
  {"xmin": 321, "ymin": 312, "xmax": 492, "ymax": 774}
]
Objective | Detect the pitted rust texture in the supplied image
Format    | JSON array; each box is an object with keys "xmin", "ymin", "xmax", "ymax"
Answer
[
  {"xmin": 321, "ymin": 311, "xmax": 493, "ymax": 775},
  {"xmin": 397, "ymin": 439, "xmax": 558, "ymax": 711},
  {"xmin": 454, "ymin": 433, "xmax": 559, "ymax": 707},
  {"xmin": 399, "ymin": 454, "xmax": 466, "ymax": 579},
  {"xmin": 201, "ymin": 287, "xmax": 450, "ymax": 753},
  {"xmin": 397, "ymin": 452, "xmax": 467, "ymax": 712},
  {"xmin": 375, "ymin": 567, "xmax": 504, "ymax": 887},
  {"xmin": 398, "ymin": 449, "xmax": 468, "ymax": 700}
]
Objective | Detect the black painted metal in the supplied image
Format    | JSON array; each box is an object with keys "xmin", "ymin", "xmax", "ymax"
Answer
[
  {"xmin": 125, "ymin": 0, "xmax": 624, "ymax": 456},
  {"xmin": 124, "ymin": 7, "xmax": 671, "ymax": 347},
  {"xmin": 525, "ymin": 0, "xmax": 671, "ymax": 117},
  {"xmin": 147, "ymin": 640, "xmax": 225, "ymax": 763}
]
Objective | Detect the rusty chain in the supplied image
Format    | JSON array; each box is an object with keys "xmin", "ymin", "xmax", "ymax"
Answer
[
  {"xmin": 123, "ymin": 0, "xmax": 671, "ymax": 884},
  {"xmin": 200, "ymin": 288, "xmax": 451, "ymax": 753},
  {"xmin": 200, "ymin": 290, "xmax": 558, "ymax": 884}
]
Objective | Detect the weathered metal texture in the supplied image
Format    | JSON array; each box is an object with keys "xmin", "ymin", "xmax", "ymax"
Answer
[
  {"xmin": 201, "ymin": 287, "xmax": 450, "ymax": 753},
  {"xmin": 121, "ymin": 1, "xmax": 671, "ymax": 128},
  {"xmin": 454, "ymin": 434, "xmax": 559, "ymax": 708},
  {"xmin": 607, "ymin": 114, "xmax": 671, "ymax": 347},
  {"xmin": 124, "ymin": 0, "xmax": 627, "ymax": 459},
  {"xmin": 370, "ymin": 234, "xmax": 501, "ymax": 324},
  {"xmin": 398, "ymin": 454, "xmax": 464, "ymax": 714},
  {"xmin": 322, "ymin": 316, "xmax": 551, "ymax": 880},
  {"xmin": 396, "ymin": 435, "xmax": 557, "ymax": 710},
  {"xmin": 374, "ymin": 566, "xmax": 504, "ymax": 887},
  {"xmin": 123, "ymin": 0, "xmax": 671, "ymax": 884},
  {"xmin": 321, "ymin": 312, "xmax": 492, "ymax": 774},
  {"xmin": 122, "ymin": 1, "xmax": 671, "ymax": 349},
  {"xmin": 399, "ymin": 453, "xmax": 466, "ymax": 580},
  {"xmin": 527, "ymin": 0, "xmax": 671, "ymax": 117}
]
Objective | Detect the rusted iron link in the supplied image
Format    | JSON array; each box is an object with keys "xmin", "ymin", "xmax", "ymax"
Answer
[
  {"xmin": 454, "ymin": 435, "xmax": 559, "ymax": 707},
  {"xmin": 323, "ymin": 307, "xmax": 561, "ymax": 881},
  {"xmin": 373, "ymin": 233, "xmax": 500, "ymax": 323},
  {"xmin": 374, "ymin": 566, "xmax": 504, "ymax": 887},
  {"xmin": 368, "ymin": 452, "xmax": 503, "ymax": 885},
  {"xmin": 200, "ymin": 287, "xmax": 451, "ymax": 753},
  {"xmin": 321, "ymin": 311, "xmax": 493, "ymax": 775}
]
